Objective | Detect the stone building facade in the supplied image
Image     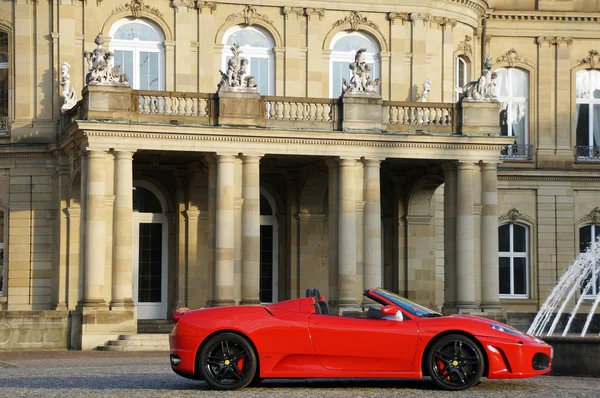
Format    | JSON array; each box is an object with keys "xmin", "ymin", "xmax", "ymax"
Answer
[{"xmin": 0, "ymin": 0, "xmax": 599, "ymax": 349}]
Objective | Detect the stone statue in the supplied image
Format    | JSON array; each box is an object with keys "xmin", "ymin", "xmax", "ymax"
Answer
[
  {"xmin": 462, "ymin": 56, "xmax": 497, "ymax": 101},
  {"xmin": 60, "ymin": 62, "xmax": 77, "ymax": 110},
  {"xmin": 420, "ymin": 80, "xmax": 431, "ymax": 102},
  {"xmin": 341, "ymin": 48, "xmax": 380, "ymax": 97},
  {"xmin": 83, "ymin": 34, "xmax": 129, "ymax": 86},
  {"xmin": 218, "ymin": 43, "xmax": 258, "ymax": 92}
]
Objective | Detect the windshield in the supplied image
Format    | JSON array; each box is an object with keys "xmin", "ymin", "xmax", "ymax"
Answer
[{"xmin": 371, "ymin": 288, "xmax": 442, "ymax": 317}]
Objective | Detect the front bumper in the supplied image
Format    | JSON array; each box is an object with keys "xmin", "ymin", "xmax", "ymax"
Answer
[{"xmin": 480, "ymin": 336, "xmax": 552, "ymax": 379}]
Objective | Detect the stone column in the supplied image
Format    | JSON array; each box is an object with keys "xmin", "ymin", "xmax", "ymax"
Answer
[
  {"xmin": 206, "ymin": 156, "xmax": 217, "ymax": 304},
  {"xmin": 480, "ymin": 162, "xmax": 501, "ymax": 310},
  {"xmin": 241, "ymin": 155, "xmax": 261, "ymax": 305},
  {"xmin": 442, "ymin": 163, "xmax": 457, "ymax": 312},
  {"xmin": 326, "ymin": 160, "xmax": 339, "ymax": 304},
  {"xmin": 338, "ymin": 158, "xmax": 357, "ymax": 309},
  {"xmin": 65, "ymin": 206, "xmax": 81, "ymax": 311},
  {"xmin": 214, "ymin": 154, "xmax": 236, "ymax": 306},
  {"xmin": 455, "ymin": 162, "xmax": 476, "ymax": 310},
  {"xmin": 363, "ymin": 159, "xmax": 383, "ymax": 295},
  {"xmin": 286, "ymin": 172, "xmax": 300, "ymax": 299},
  {"xmin": 536, "ymin": 37, "xmax": 556, "ymax": 158},
  {"xmin": 55, "ymin": 160, "xmax": 71, "ymax": 310},
  {"xmin": 184, "ymin": 209, "xmax": 200, "ymax": 307},
  {"xmin": 82, "ymin": 150, "xmax": 107, "ymax": 308},
  {"xmin": 111, "ymin": 151, "xmax": 134, "ymax": 309},
  {"xmin": 175, "ymin": 172, "xmax": 188, "ymax": 310},
  {"xmin": 355, "ymin": 161, "xmax": 365, "ymax": 302}
]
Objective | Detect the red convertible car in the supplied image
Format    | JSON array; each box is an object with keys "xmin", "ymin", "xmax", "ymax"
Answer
[{"xmin": 169, "ymin": 288, "xmax": 552, "ymax": 391}]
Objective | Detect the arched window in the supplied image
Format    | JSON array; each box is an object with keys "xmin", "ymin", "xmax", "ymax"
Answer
[
  {"xmin": 579, "ymin": 224, "xmax": 600, "ymax": 297},
  {"xmin": 222, "ymin": 25, "xmax": 274, "ymax": 95},
  {"xmin": 455, "ymin": 56, "xmax": 468, "ymax": 101},
  {"xmin": 575, "ymin": 70, "xmax": 600, "ymax": 158},
  {"xmin": 329, "ymin": 31, "xmax": 380, "ymax": 98},
  {"xmin": 495, "ymin": 68, "xmax": 529, "ymax": 147},
  {"xmin": 0, "ymin": 31, "xmax": 9, "ymax": 135},
  {"xmin": 109, "ymin": 19, "xmax": 165, "ymax": 90},
  {"xmin": 498, "ymin": 223, "xmax": 529, "ymax": 298}
]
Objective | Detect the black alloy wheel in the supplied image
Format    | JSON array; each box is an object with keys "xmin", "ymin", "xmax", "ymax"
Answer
[
  {"xmin": 197, "ymin": 332, "xmax": 257, "ymax": 390},
  {"xmin": 426, "ymin": 334, "xmax": 484, "ymax": 391}
]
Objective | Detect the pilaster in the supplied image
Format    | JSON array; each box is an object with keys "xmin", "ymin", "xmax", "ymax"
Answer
[
  {"xmin": 338, "ymin": 158, "xmax": 358, "ymax": 309},
  {"xmin": 241, "ymin": 155, "xmax": 261, "ymax": 305},
  {"xmin": 455, "ymin": 162, "xmax": 476, "ymax": 310}
]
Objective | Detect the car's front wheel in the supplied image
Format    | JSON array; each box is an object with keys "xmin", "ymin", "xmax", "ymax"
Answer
[
  {"xmin": 426, "ymin": 334, "xmax": 484, "ymax": 391},
  {"xmin": 197, "ymin": 332, "xmax": 257, "ymax": 390}
]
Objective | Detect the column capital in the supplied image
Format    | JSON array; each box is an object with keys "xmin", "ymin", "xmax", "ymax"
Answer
[
  {"xmin": 114, "ymin": 150, "xmax": 135, "ymax": 160},
  {"xmin": 339, "ymin": 158, "xmax": 357, "ymax": 167},
  {"xmin": 183, "ymin": 209, "xmax": 201, "ymax": 221},
  {"xmin": 457, "ymin": 161, "xmax": 475, "ymax": 170},
  {"xmin": 242, "ymin": 154, "xmax": 262, "ymax": 163},
  {"xmin": 216, "ymin": 154, "xmax": 237, "ymax": 163},
  {"xmin": 441, "ymin": 161, "xmax": 457, "ymax": 171},
  {"xmin": 63, "ymin": 207, "xmax": 81, "ymax": 218},
  {"xmin": 363, "ymin": 158, "xmax": 384, "ymax": 167},
  {"xmin": 480, "ymin": 162, "xmax": 500, "ymax": 171},
  {"xmin": 84, "ymin": 149, "xmax": 107, "ymax": 159}
]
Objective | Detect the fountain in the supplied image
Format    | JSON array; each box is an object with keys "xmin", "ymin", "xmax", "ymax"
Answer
[{"xmin": 528, "ymin": 237, "xmax": 600, "ymax": 337}]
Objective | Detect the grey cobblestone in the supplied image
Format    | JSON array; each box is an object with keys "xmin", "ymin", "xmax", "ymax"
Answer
[{"xmin": 0, "ymin": 351, "xmax": 598, "ymax": 397}]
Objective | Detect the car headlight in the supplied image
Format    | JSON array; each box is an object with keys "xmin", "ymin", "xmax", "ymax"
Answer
[{"xmin": 490, "ymin": 323, "xmax": 524, "ymax": 337}]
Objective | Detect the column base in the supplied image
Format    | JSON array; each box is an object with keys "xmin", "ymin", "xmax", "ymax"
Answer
[
  {"xmin": 54, "ymin": 303, "xmax": 67, "ymax": 311},
  {"xmin": 480, "ymin": 302, "xmax": 503, "ymax": 312},
  {"xmin": 208, "ymin": 299, "xmax": 236, "ymax": 307},
  {"xmin": 80, "ymin": 299, "xmax": 107, "ymax": 309},
  {"xmin": 110, "ymin": 298, "xmax": 135, "ymax": 309},
  {"xmin": 456, "ymin": 302, "xmax": 478, "ymax": 313},
  {"xmin": 239, "ymin": 299, "xmax": 261, "ymax": 306}
]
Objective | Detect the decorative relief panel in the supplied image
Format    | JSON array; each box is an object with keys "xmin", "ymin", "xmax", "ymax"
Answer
[
  {"xmin": 577, "ymin": 50, "xmax": 600, "ymax": 69},
  {"xmin": 333, "ymin": 11, "xmax": 379, "ymax": 31},
  {"xmin": 498, "ymin": 208, "xmax": 534, "ymax": 225},
  {"xmin": 578, "ymin": 207, "xmax": 600, "ymax": 225},
  {"xmin": 496, "ymin": 49, "xmax": 526, "ymax": 67},
  {"xmin": 457, "ymin": 35, "xmax": 473, "ymax": 56},
  {"xmin": 112, "ymin": 0, "xmax": 163, "ymax": 19},
  {"xmin": 226, "ymin": 5, "xmax": 272, "ymax": 26}
]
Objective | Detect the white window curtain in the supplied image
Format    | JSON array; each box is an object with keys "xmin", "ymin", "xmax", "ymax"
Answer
[
  {"xmin": 495, "ymin": 68, "xmax": 529, "ymax": 146},
  {"xmin": 109, "ymin": 20, "xmax": 165, "ymax": 91},
  {"xmin": 222, "ymin": 26, "xmax": 275, "ymax": 96},
  {"xmin": 329, "ymin": 31, "xmax": 381, "ymax": 98},
  {"xmin": 576, "ymin": 70, "xmax": 600, "ymax": 148}
]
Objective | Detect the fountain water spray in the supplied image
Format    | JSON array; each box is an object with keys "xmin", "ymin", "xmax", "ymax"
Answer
[{"xmin": 528, "ymin": 237, "xmax": 600, "ymax": 337}]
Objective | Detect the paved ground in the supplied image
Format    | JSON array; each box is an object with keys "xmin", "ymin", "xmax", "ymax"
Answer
[{"xmin": 0, "ymin": 351, "xmax": 599, "ymax": 397}]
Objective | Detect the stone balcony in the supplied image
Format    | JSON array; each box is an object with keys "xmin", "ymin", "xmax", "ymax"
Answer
[{"xmin": 61, "ymin": 86, "xmax": 462, "ymax": 136}]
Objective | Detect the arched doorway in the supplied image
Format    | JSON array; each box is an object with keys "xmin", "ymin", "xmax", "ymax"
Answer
[
  {"xmin": 260, "ymin": 188, "xmax": 278, "ymax": 303},
  {"xmin": 132, "ymin": 181, "xmax": 168, "ymax": 319}
]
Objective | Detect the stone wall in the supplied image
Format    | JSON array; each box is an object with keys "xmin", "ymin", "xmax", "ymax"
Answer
[{"xmin": 0, "ymin": 311, "xmax": 68, "ymax": 350}]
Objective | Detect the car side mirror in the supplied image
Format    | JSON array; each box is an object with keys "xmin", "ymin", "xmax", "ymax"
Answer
[{"xmin": 381, "ymin": 305, "xmax": 398, "ymax": 316}]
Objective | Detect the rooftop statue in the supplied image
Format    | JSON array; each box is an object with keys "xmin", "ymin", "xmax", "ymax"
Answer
[
  {"xmin": 83, "ymin": 34, "xmax": 129, "ymax": 86},
  {"xmin": 462, "ymin": 56, "xmax": 497, "ymax": 101},
  {"xmin": 218, "ymin": 43, "xmax": 258, "ymax": 93},
  {"xmin": 341, "ymin": 48, "xmax": 380, "ymax": 97},
  {"xmin": 60, "ymin": 62, "xmax": 77, "ymax": 110}
]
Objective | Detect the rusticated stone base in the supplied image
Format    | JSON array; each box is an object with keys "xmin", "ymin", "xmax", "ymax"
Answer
[{"xmin": 0, "ymin": 311, "xmax": 69, "ymax": 350}]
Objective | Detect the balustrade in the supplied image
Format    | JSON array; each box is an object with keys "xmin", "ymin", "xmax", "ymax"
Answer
[
  {"xmin": 385, "ymin": 102, "xmax": 455, "ymax": 131},
  {"xmin": 136, "ymin": 92, "xmax": 210, "ymax": 118}
]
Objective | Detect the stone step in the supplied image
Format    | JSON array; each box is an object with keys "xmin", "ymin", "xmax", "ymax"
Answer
[
  {"xmin": 118, "ymin": 334, "xmax": 170, "ymax": 341},
  {"xmin": 96, "ymin": 333, "xmax": 170, "ymax": 351},
  {"xmin": 138, "ymin": 320, "xmax": 174, "ymax": 334},
  {"xmin": 97, "ymin": 344, "xmax": 169, "ymax": 352}
]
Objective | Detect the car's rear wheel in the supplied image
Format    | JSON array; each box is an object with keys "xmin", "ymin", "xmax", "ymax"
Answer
[
  {"xmin": 426, "ymin": 334, "xmax": 484, "ymax": 391},
  {"xmin": 197, "ymin": 332, "xmax": 257, "ymax": 390}
]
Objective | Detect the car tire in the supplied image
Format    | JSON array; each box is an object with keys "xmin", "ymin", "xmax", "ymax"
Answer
[
  {"xmin": 197, "ymin": 332, "xmax": 257, "ymax": 390},
  {"xmin": 426, "ymin": 334, "xmax": 484, "ymax": 391}
]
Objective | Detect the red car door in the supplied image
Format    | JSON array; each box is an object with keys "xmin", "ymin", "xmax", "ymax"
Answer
[{"xmin": 308, "ymin": 314, "xmax": 419, "ymax": 371}]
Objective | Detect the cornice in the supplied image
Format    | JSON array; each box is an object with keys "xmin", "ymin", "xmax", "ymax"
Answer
[
  {"xmin": 489, "ymin": 11, "xmax": 600, "ymax": 23},
  {"xmin": 536, "ymin": 36, "xmax": 574, "ymax": 48},
  {"xmin": 499, "ymin": 175, "xmax": 600, "ymax": 182}
]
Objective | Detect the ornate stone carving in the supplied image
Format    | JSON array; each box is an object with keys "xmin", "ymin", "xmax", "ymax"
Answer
[
  {"xmin": 218, "ymin": 43, "xmax": 258, "ymax": 92},
  {"xmin": 462, "ymin": 56, "xmax": 497, "ymax": 101},
  {"xmin": 83, "ymin": 34, "xmax": 129, "ymax": 86},
  {"xmin": 579, "ymin": 207, "xmax": 600, "ymax": 225},
  {"xmin": 341, "ymin": 48, "xmax": 380, "ymax": 96},
  {"xmin": 333, "ymin": 11, "xmax": 379, "ymax": 31},
  {"xmin": 409, "ymin": 13, "xmax": 430, "ymax": 26},
  {"xmin": 578, "ymin": 50, "xmax": 600, "ymax": 69},
  {"xmin": 112, "ymin": 0, "xmax": 163, "ymax": 19},
  {"xmin": 172, "ymin": 0, "xmax": 195, "ymax": 13},
  {"xmin": 226, "ymin": 5, "xmax": 272, "ymax": 26},
  {"xmin": 498, "ymin": 208, "xmax": 534, "ymax": 225},
  {"xmin": 457, "ymin": 35, "xmax": 472, "ymax": 55},
  {"xmin": 431, "ymin": 16, "xmax": 457, "ymax": 29},
  {"xmin": 283, "ymin": 7, "xmax": 303, "ymax": 20},
  {"xmin": 197, "ymin": 1, "xmax": 217, "ymax": 14},
  {"xmin": 496, "ymin": 48, "xmax": 525, "ymax": 67},
  {"xmin": 419, "ymin": 80, "xmax": 431, "ymax": 103},
  {"xmin": 60, "ymin": 62, "xmax": 77, "ymax": 110},
  {"xmin": 305, "ymin": 8, "xmax": 324, "ymax": 21},
  {"xmin": 388, "ymin": 12, "xmax": 410, "ymax": 25}
]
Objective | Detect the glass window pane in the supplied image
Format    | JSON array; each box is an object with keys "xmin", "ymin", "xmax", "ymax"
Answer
[
  {"xmin": 592, "ymin": 70, "xmax": 600, "ymax": 100},
  {"xmin": 576, "ymin": 70, "xmax": 589, "ymax": 99},
  {"xmin": 226, "ymin": 28, "xmax": 272, "ymax": 48},
  {"xmin": 332, "ymin": 61, "xmax": 350, "ymax": 98},
  {"xmin": 499, "ymin": 257, "xmax": 511, "ymax": 294},
  {"xmin": 513, "ymin": 224, "xmax": 527, "ymax": 253},
  {"xmin": 250, "ymin": 57, "xmax": 269, "ymax": 95},
  {"xmin": 510, "ymin": 68, "xmax": 528, "ymax": 98},
  {"xmin": 114, "ymin": 23, "xmax": 159, "ymax": 42},
  {"xmin": 457, "ymin": 58, "xmax": 466, "ymax": 87},
  {"xmin": 576, "ymin": 104, "xmax": 591, "ymax": 147},
  {"xmin": 138, "ymin": 223, "xmax": 162, "ymax": 303},
  {"xmin": 495, "ymin": 68, "xmax": 510, "ymax": 98},
  {"xmin": 499, "ymin": 224, "xmax": 510, "ymax": 252},
  {"xmin": 113, "ymin": 50, "xmax": 134, "ymax": 87},
  {"xmin": 510, "ymin": 102, "xmax": 527, "ymax": 144},
  {"xmin": 139, "ymin": 52, "xmax": 159, "ymax": 91},
  {"xmin": 580, "ymin": 225, "xmax": 592, "ymax": 253},
  {"xmin": 513, "ymin": 257, "xmax": 527, "ymax": 295},
  {"xmin": 332, "ymin": 35, "xmax": 376, "ymax": 52}
]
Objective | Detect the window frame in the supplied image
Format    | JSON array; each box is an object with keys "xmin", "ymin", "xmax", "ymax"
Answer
[
  {"xmin": 109, "ymin": 19, "xmax": 165, "ymax": 91},
  {"xmin": 0, "ymin": 29, "xmax": 10, "ymax": 136},
  {"xmin": 328, "ymin": 31, "xmax": 381, "ymax": 99},
  {"xmin": 455, "ymin": 56, "xmax": 468, "ymax": 102},
  {"xmin": 575, "ymin": 69, "xmax": 600, "ymax": 148},
  {"xmin": 495, "ymin": 67, "xmax": 530, "ymax": 145},
  {"xmin": 499, "ymin": 223, "xmax": 530, "ymax": 299},
  {"xmin": 579, "ymin": 224, "xmax": 600, "ymax": 299},
  {"xmin": 222, "ymin": 25, "xmax": 275, "ymax": 96}
]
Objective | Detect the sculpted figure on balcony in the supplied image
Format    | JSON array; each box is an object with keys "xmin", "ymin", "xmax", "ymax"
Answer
[
  {"xmin": 83, "ymin": 34, "xmax": 129, "ymax": 86},
  {"xmin": 218, "ymin": 43, "xmax": 258, "ymax": 92},
  {"xmin": 342, "ymin": 48, "xmax": 380, "ymax": 97},
  {"xmin": 60, "ymin": 62, "xmax": 77, "ymax": 110},
  {"xmin": 462, "ymin": 56, "xmax": 497, "ymax": 101}
]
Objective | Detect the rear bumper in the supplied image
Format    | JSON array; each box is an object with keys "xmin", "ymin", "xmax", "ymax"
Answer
[
  {"xmin": 480, "ymin": 336, "xmax": 552, "ymax": 379},
  {"xmin": 169, "ymin": 329, "xmax": 201, "ymax": 378}
]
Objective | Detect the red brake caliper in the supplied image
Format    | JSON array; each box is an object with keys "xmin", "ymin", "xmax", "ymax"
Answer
[{"xmin": 436, "ymin": 358, "xmax": 450, "ymax": 381}]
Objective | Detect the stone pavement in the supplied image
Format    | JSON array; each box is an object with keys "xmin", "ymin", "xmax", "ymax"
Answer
[{"xmin": 0, "ymin": 351, "xmax": 598, "ymax": 397}]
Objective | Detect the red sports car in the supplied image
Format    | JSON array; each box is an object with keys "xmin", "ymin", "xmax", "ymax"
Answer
[{"xmin": 169, "ymin": 288, "xmax": 552, "ymax": 391}]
